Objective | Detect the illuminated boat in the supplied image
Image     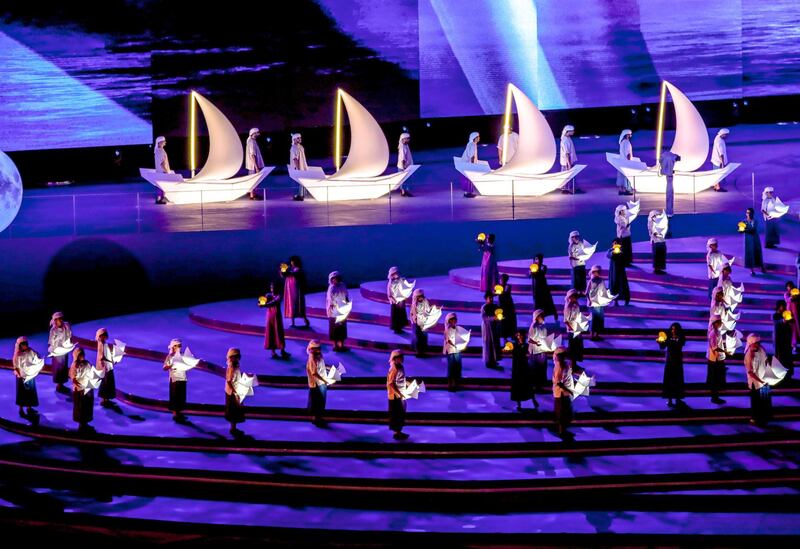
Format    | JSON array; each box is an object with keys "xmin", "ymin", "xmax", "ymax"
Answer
[
  {"xmin": 453, "ymin": 83, "xmax": 585, "ymax": 196},
  {"xmin": 288, "ymin": 89, "xmax": 419, "ymax": 202},
  {"xmin": 606, "ymin": 81, "xmax": 739, "ymax": 194},
  {"xmin": 140, "ymin": 91, "xmax": 272, "ymax": 205}
]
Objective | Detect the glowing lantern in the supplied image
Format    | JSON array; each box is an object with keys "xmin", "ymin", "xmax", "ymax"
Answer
[
  {"xmin": 656, "ymin": 331, "xmax": 667, "ymax": 343},
  {"xmin": 737, "ymin": 221, "xmax": 746, "ymax": 232},
  {"xmin": 494, "ymin": 284, "xmax": 504, "ymax": 295},
  {"xmin": 503, "ymin": 341, "xmax": 514, "ymax": 352},
  {"xmin": 784, "ymin": 310, "xmax": 794, "ymax": 322},
  {"xmin": 279, "ymin": 263, "xmax": 289, "ymax": 273},
  {"xmin": 791, "ymin": 288, "xmax": 799, "ymax": 297},
  {"xmin": 529, "ymin": 263, "xmax": 539, "ymax": 274},
  {"xmin": 477, "ymin": 232, "xmax": 486, "ymax": 242},
  {"xmin": 495, "ymin": 308, "xmax": 504, "ymax": 321},
  {"xmin": 612, "ymin": 244, "xmax": 622, "ymax": 255},
  {"xmin": 257, "ymin": 296, "xmax": 267, "ymax": 306}
]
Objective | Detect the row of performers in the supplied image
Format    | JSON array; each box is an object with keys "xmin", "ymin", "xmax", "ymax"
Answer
[
  {"xmin": 12, "ymin": 321, "xmax": 787, "ymax": 441},
  {"xmin": 10, "ymin": 325, "xmax": 591, "ymax": 441}
]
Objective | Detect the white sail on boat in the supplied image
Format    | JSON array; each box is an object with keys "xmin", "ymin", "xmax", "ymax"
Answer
[
  {"xmin": 606, "ymin": 81, "xmax": 740, "ymax": 194},
  {"xmin": 140, "ymin": 91, "xmax": 273, "ymax": 205},
  {"xmin": 453, "ymin": 83, "xmax": 585, "ymax": 196},
  {"xmin": 288, "ymin": 89, "xmax": 420, "ymax": 201}
]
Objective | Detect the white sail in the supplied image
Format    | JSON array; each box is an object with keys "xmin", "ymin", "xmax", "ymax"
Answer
[
  {"xmin": 495, "ymin": 84, "xmax": 555, "ymax": 176},
  {"xmin": 191, "ymin": 92, "xmax": 244, "ymax": 182},
  {"xmin": 329, "ymin": 90, "xmax": 389, "ymax": 180},
  {"xmin": 665, "ymin": 81, "xmax": 708, "ymax": 173}
]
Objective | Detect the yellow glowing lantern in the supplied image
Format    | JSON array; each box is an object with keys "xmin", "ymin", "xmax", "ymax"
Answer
[
  {"xmin": 656, "ymin": 331, "xmax": 667, "ymax": 343},
  {"xmin": 279, "ymin": 263, "xmax": 289, "ymax": 273},
  {"xmin": 612, "ymin": 243, "xmax": 622, "ymax": 255},
  {"xmin": 477, "ymin": 232, "xmax": 486, "ymax": 242},
  {"xmin": 791, "ymin": 288, "xmax": 800, "ymax": 297},
  {"xmin": 529, "ymin": 263, "xmax": 539, "ymax": 274},
  {"xmin": 494, "ymin": 284, "xmax": 504, "ymax": 295},
  {"xmin": 503, "ymin": 341, "xmax": 514, "ymax": 352},
  {"xmin": 784, "ymin": 310, "xmax": 794, "ymax": 322},
  {"xmin": 495, "ymin": 308, "xmax": 504, "ymax": 321},
  {"xmin": 257, "ymin": 296, "xmax": 267, "ymax": 307},
  {"xmin": 737, "ymin": 221, "xmax": 746, "ymax": 232}
]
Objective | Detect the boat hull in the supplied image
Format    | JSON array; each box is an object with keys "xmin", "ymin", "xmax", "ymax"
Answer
[
  {"xmin": 453, "ymin": 158, "xmax": 586, "ymax": 196},
  {"xmin": 288, "ymin": 165, "xmax": 420, "ymax": 201},
  {"xmin": 139, "ymin": 167, "xmax": 272, "ymax": 204},
  {"xmin": 606, "ymin": 153, "xmax": 740, "ymax": 194}
]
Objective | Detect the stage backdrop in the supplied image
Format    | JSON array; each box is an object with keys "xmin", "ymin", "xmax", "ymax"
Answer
[{"xmin": 1, "ymin": 0, "xmax": 798, "ymax": 151}]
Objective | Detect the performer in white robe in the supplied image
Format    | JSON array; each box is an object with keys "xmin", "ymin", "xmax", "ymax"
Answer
[
  {"xmin": 163, "ymin": 338, "xmax": 188, "ymax": 422},
  {"xmin": 245, "ymin": 128, "xmax": 264, "ymax": 200},
  {"xmin": 48, "ymin": 311, "xmax": 72, "ymax": 392},
  {"xmin": 290, "ymin": 133, "xmax": 308, "ymax": 201},
  {"xmin": 397, "ymin": 132, "xmax": 414, "ymax": 197},
  {"xmin": 744, "ymin": 334, "xmax": 771, "ymax": 425},
  {"xmin": 648, "ymin": 210, "xmax": 667, "ymax": 274},
  {"xmin": 711, "ymin": 128, "xmax": 729, "ymax": 192},
  {"xmin": 761, "ymin": 186, "xmax": 782, "ymax": 248},
  {"xmin": 559, "ymin": 125, "xmax": 577, "ymax": 193},
  {"xmin": 461, "ymin": 132, "xmax": 480, "ymax": 198},
  {"xmin": 497, "ymin": 129, "xmax": 519, "ymax": 165},
  {"xmin": 706, "ymin": 238, "xmax": 725, "ymax": 299},
  {"xmin": 12, "ymin": 336, "xmax": 40, "ymax": 417},
  {"xmin": 154, "ymin": 135, "xmax": 171, "ymax": 204},
  {"xmin": 326, "ymin": 271, "xmax": 350, "ymax": 353},
  {"xmin": 616, "ymin": 129, "xmax": 633, "ymax": 195}
]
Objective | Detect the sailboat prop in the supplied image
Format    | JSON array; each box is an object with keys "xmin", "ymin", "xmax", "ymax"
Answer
[
  {"xmin": 453, "ymin": 83, "xmax": 585, "ymax": 196},
  {"xmin": 140, "ymin": 91, "xmax": 273, "ymax": 204},
  {"xmin": 606, "ymin": 81, "xmax": 739, "ymax": 194},
  {"xmin": 288, "ymin": 89, "xmax": 420, "ymax": 201}
]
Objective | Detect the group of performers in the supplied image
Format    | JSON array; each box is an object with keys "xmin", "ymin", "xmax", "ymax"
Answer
[{"xmin": 10, "ymin": 185, "xmax": 797, "ymax": 439}]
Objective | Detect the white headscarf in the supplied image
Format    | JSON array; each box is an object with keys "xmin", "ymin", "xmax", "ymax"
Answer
[
  {"xmin": 532, "ymin": 309, "xmax": 545, "ymax": 322},
  {"xmin": 648, "ymin": 209, "xmax": 660, "ymax": 220},
  {"xmin": 706, "ymin": 238, "xmax": 718, "ymax": 250},
  {"xmin": 561, "ymin": 125, "xmax": 575, "ymax": 137},
  {"xmin": 399, "ymin": 133, "xmax": 410, "ymax": 144},
  {"xmin": 387, "ymin": 266, "xmax": 399, "ymax": 280},
  {"xmin": 468, "ymin": 132, "xmax": 480, "ymax": 144},
  {"xmin": 249, "ymin": 128, "xmax": 260, "ymax": 137},
  {"xmin": 50, "ymin": 311, "xmax": 65, "ymax": 327},
  {"xmin": 614, "ymin": 205, "xmax": 627, "ymax": 218},
  {"xmin": 168, "ymin": 338, "xmax": 182, "ymax": 350},
  {"xmin": 618, "ymin": 129, "xmax": 632, "ymax": 144},
  {"xmin": 744, "ymin": 333, "xmax": 761, "ymax": 354},
  {"xmin": 761, "ymin": 186, "xmax": 774, "ymax": 199},
  {"xmin": 291, "ymin": 133, "xmax": 301, "ymax": 143},
  {"xmin": 717, "ymin": 128, "xmax": 730, "ymax": 137},
  {"xmin": 328, "ymin": 271, "xmax": 341, "ymax": 284},
  {"xmin": 568, "ymin": 230, "xmax": 580, "ymax": 244},
  {"xmin": 155, "ymin": 136, "xmax": 166, "ymax": 147},
  {"xmin": 565, "ymin": 289, "xmax": 579, "ymax": 301},
  {"xmin": 590, "ymin": 264, "xmax": 601, "ymax": 274},
  {"xmin": 445, "ymin": 312, "xmax": 457, "ymax": 324}
]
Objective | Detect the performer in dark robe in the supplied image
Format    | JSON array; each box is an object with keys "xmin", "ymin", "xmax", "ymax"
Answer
[
  {"xmin": 530, "ymin": 254, "xmax": 557, "ymax": 322},
  {"xmin": 741, "ymin": 208, "xmax": 765, "ymax": 275},
  {"xmin": 497, "ymin": 274, "xmax": 517, "ymax": 341},
  {"xmin": 658, "ymin": 322, "xmax": 686, "ymax": 408},
  {"xmin": 261, "ymin": 283, "xmax": 289, "ymax": 359},
  {"xmin": 477, "ymin": 233, "xmax": 498, "ymax": 293},
  {"xmin": 774, "ymin": 300, "xmax": 794, "ymax": 380},
  {"xmin": 281, "ymin": 256, "xmax": 310, "ymax": 328},
  {"xmin": 387, "ymin": 350, "xmax": 409, "ymax": 440},
  {"xmin": 510, "ymin": 329, "xmax": 538, "ymax": 410},
  {"xmin": 481, "ymin": 292, "xmax": 501, "ymax": 369},
  {"xmin": 552, "ymin": 347, "xmax": 574, "ymax": 439},
  {"xmin": 607, "ymin": 239, "xmax": 631, "ymax": 306}
]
